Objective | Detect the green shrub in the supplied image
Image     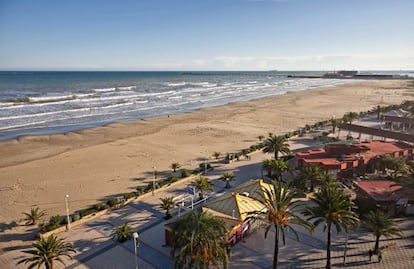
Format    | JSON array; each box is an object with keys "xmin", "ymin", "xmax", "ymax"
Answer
[
  {"xmin": 143, "ymin": 182, "xmax": 154, "ymax": 192},
  {"xmin": 158, "ymin": 179, "xmax": 168, "ymax": 188},
  {"xmin": 41, "ymin": 215, "xmax": 64, "ymax": 232},
  {"xmin": 92, "ymin": 203, "xmax": 108, "ymax": 211},
  {"xmin": 72, "ymin": 213, "xmax": 80, "ymax": 222},
  {"xmin": 49, "ymin": 215, "xmax": 63, "ymax": 226},
  {"xmin": 166, "ymin": 174, "xmax": 178, "ymax": 184},
  {"xmin": 123, "ymin": 192, "xmax": 135, "ymax": 200},
  {"xmin": 199, "ymin": 163, "xmax": 212, "ymax": 170},
  {"xmin": 107, "ymin": 198, "xmax": 120, "ymax": 207},
  {"xmin": 136, "ymin": 186, "xmax": 146, "ymax": 194},
  {"xmin": 181, "ymin": 169, "xmax": 192, "ymax": 178},
  {"xmin": 78, "ymin": 208, "xmax": 97, "ymax": 218}
]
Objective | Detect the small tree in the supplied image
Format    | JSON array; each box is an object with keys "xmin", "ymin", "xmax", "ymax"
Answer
[
  {"xmin": 363, "ymin": 210, "xmax": 402, "ymax": 254},
  {"xmin": 263, "ymin": 135, "xmax": 290, "ymax": 160},
  {"xmin": 299, "ymin": 163, "xmax": 325, "ymax": 192},
  {"xmin": 213, "ymin": 152, "xmax": 221, "ymax": 159},
  {"xmin": 17, "ymin": 235, "xmax": 76, "ymax": 269},
  {"xmin": 380, "ymin": 155, "xmax": 406, "ymax": 178},
  {"xmin": 247, "ymin": 182, "xmax": 312, "ymax": 269},
  {"xmin": 343, "ymin": 111, "xmax": 358, "ymax": 124},
  {"xmin": 22, "ymin": 207, "xmax": 47, "ymax": 226},
  {"xmin": 192, "ymin": 176, "xmax": 213, "ymax": 200},
  {"xmin": 330, "ymin": 118, "xmax": 341, "ymax": 134},
  {"xmin": 171, "ymin": 162, "xmax": 181, "ymax": 172},
  {"xmin": 221, "ymin": 172, "xmax": 235, "ymax": 189},
  {"xmin": 241, "ymin": 149, "xmax": 249, "ymax": 160},
  {"xmin": 262, "ymin": 159, "xmax": 273, "ymax": 178},
  {"xmin": 113, "ymin": 223, "xmax": 132, "ymax": 242},
  {"xmin": 160, "ymin": 197, "xmax": 175, "ymax": 219},
  {"xmin": 304, "ymin": 182, "xmax": 360, "ymax": 269},
  {"xmin": 257, "ymin": 135, "xmax": 265, "ymax": 141},
  {"xmin": 171, "ymin": 211, "xmax": 228, "ymax": 269},
  {"xmin": 270, "ymin": 159, "xmax": 289, "ymax": 182}
]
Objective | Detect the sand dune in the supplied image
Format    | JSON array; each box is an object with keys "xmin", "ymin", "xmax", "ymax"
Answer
[{"xmin": 0, "ymin": 79, "xmax": 413, "ymax": 226}]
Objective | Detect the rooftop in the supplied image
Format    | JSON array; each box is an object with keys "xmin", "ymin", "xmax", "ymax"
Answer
[
  {"xmin": 355, "ymin": 180, "xmax": 414, "ymax": 202},
  {"xmin": 296, "ymin": 140, "xmax": 413, "ymax": 169}
]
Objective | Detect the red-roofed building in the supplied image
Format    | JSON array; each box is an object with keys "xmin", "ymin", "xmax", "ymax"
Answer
[
  {"xmin": 354, "ymin": 180, "xmax": 414, "ymax": 216},
  {"xmin": 296, "ymin": 140, "xmax": 414, "ymax": 179}
]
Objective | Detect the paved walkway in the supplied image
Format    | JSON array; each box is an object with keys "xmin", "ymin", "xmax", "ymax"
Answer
[{"xmin": 2, "ymin": 135, "xmax": 414, "ymax": 268}]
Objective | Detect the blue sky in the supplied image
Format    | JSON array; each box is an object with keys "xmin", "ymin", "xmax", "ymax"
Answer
[{"xmin": 0, "ymin": 0, "xmax": 413, "ymax": 71}]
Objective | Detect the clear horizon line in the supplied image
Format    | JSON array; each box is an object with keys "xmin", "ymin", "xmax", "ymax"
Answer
[{"xmin": 1, "ymin": 69, "xmax": 413, "ymax": 72}]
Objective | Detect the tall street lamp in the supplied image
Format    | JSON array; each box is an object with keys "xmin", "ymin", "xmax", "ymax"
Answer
[
  {"xmin": 152, "ymin": 166, "xmax": 157, "ymax": 196},
  {"xmin": 65, "ymin": 194, "xmax": 71, "ymax": 230},
  {"xmin": 132, "ymin": 232, "xmax": 139, "ymax": 269}
]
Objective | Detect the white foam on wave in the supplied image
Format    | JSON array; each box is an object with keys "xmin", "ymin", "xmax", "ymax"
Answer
[
  {"xmin": 29, "ymin": 94, "xmax": 75, "ymax": 103},
  {"xmin": 0, "ymin": 107, "xmax": 92, "ymax": 121},
  {"xmin": 93, "ymin": 87, "xmax": 116, "ymax": 93},
  {"xmin": 167, "ymin": 82, "xmax": 186, "ymax": 87},
  {"xmin": 1, "ymin": 76, "xmax": 360, "ymax": 137},
  {"xmin": 117, "ymin": 86, "xmax": 137, "ymax": 90}
]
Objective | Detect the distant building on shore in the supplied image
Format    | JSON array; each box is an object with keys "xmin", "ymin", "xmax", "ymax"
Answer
[{"xmin": 323, "ymin": 70, "xmax": 358, "ymax": 78}]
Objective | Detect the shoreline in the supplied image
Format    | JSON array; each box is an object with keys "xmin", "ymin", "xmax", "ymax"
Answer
[{"xmin": 0, "ymin": 79, "xmax": 413, "ymax": 226}]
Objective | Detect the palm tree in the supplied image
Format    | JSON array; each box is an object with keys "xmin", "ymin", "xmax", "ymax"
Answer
[
  {"xmin": 392, "ymin": 163, "xmax": 414, "ymax": 190},
  {"xmin": 329, "ymin": 117, "xmax": 341, "ymax": 134},
  {"xmin": 380, "ymin": 155, "xmax": 406, "ymax": 178},
  {"xmin": 171, "ymin": 210, "xmax": 228, "ymax": 269},
  {"xmin": 160, "ymin": 196, "xmax": 175, "ymax": 219},
  {"xmin": 363, "ymin": 210, "xmax": 402, "ymax": 254},
  {"xmin": 257, "ymin": 135, "xmax": 265, "ymax": 142},
  {"xmin": 113, "ymin": 223, "xmax": 132, "ymax": 242},
  {"xmin": 343, "ymin": 111, "xmax": 358, "ymax": 124},
  {"xmin": 299, "ymin": 163, "xmax": 324, "ymax": 192},
  {"xmin": 262, "ymin": 159, "xmax": 274, "ymax": 178},
  {"xmin": 270, "ymin": 159, "xmax": 289, "ymax": 182},
  {"xmin": 17, "ymin": 235, "xmax": 76, "ymax": 269},
  {"xmin": 212, "ymin": 151, "xmax": 221, "ymax": 159},
  {"xmin": 192, "ymin": 176, "xmax": 213, "ymax": 200},
  {"xmin": 22, "ymin": 207, "xmax": 47, "ymax": 226},
  {"xmin": 263, "ymin": 135, "xmax": 290, "ymax": 160},
  {"xmin": 171, "ymin": 162, "xmax": 181, "ymax": 173},
  {"xmin": 247, "ymin": 182, "xmax": 312, "ymax": 269},
  {"xmin": 304, "ymin": 183, "xmax": 359, "ymax": 269},
  {"xmin": 221, "ymin": 172, "xmax": 235, "ymax": 189}
]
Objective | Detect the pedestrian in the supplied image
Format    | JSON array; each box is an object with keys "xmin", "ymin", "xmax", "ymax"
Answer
[
  {"xmin": 378, "ymin": 250, "xmax": 382, "ymax": 263},
  {"xmin": 368, "ymin": 249, "xmax": 373, "ymax": 261}
]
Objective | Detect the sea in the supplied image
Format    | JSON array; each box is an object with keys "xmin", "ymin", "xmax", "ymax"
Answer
[{"xmin": 0, "ymin": 70, "xmax": 400, "ymax": 141}]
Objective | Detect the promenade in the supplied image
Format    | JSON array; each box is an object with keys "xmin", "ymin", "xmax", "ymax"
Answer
[{"xmin": 2, "ymin": 135, "xmax": 414, "ymax": 268}]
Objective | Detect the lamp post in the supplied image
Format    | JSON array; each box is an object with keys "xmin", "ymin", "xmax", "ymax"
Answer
[
  {"xmin": 152, "ymin": 166, "xmax": 156, "ymax": 196},
  {"xmin": 343, "ymin": 197, "xmax": 352, "ymax": 265},
  {"xmin": 204, "ymin": 158, "xmax": 208, "ymax": 174},
  {"xmin": 65, "ymin": 194, "xmax": 71, "ymax": 230},
  {"xmin": 132, "ymin": 232, "xmax": 139, "ymax": 269}
]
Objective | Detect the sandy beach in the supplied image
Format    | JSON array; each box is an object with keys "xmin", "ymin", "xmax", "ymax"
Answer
[{"xmin": 0, "ymin": 79, "xmax": 413, "ymax": 229}]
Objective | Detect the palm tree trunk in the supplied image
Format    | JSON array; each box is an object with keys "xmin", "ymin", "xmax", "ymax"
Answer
[
  {"xmin": 310, "ymin": 179, "xmax": 314, "ymax": 192},
  {"xmin": 326, "ymin": 223, "xmax": 331, "ymax": 269},
  {"xmin": 273, "ymin": 225, "xmax": 279, "ymax": 269},
  {"xmin": 374, "ymin": 235, "xmax": 380, "ymax": 254},
  {"xmin": 274, "ymin": 152, "xmax": 278, "ymax": 160}
]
